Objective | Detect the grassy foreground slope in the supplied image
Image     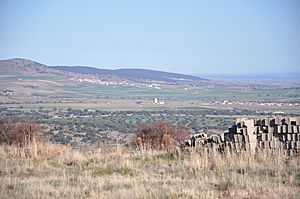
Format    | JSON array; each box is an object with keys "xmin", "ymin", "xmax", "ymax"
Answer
[{"xmin": 0, "ymin": 141, "xmax": 299, "ymax": 199}]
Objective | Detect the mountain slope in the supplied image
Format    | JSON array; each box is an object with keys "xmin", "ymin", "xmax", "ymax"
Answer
[
  {"xmin": 0, "ymin": 58, "xmax": 50, "ymax": 75},
  {"xmin": 55, "ymin": 66, "xmax": 206, "ymax": 83},
  {"xmin": 0, "ymin": 58, "xmax": 206, "ymax": 83}
]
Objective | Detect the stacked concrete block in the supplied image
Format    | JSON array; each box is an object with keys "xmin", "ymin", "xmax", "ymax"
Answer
[{"xmin": 187, "ymin": 116, "xmax": 300, "ymax": 156}]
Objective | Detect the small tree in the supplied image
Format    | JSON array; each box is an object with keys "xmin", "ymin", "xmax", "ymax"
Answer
[
  {"xmin": 0, "ymin": 117, "xmax": 40, "ymax": 146},
  {"xmin": 132, "ymin": 122, "xmax": 190, "ymax": 150}
]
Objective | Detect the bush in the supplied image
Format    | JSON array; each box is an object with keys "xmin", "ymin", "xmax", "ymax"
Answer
[
  {"xmin": 132, "ymin": 122, "xmax": 190, "ymax": 150},
  {"xmin": 0, "ymin": 117, "xmax": 40, "ymax": 146}
]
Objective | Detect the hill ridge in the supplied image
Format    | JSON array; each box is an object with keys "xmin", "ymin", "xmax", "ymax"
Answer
[{"xmin": 0, "ymin": 58, "xmax": 206, "ymax": 83}]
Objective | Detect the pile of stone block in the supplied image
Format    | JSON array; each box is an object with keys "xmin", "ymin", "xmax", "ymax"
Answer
[{"xmin": 187, "ymin": 117, "xmax": 300, "ymax": 156}]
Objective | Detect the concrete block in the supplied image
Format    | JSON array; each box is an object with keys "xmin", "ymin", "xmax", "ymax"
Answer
[
  {"xmin": 257, "ymin": 134, "xmax": 262, "ymax": 142},
  {"xmin": 268, "ymin": 133, "xmax": 273, "ymax": 141},
  {"xmin": 279, "ymin": 141, "xmax": 284, "ymax": 149},
  {"xmin": 296, "ymin": 141, "xmax": 300, "ymax": 149},
  {"xmin": 256, "ymin": 119, "xmax": 261, "ymax": 126},
  {"xmin": 275, "ymin": 117, "xmax": 280, "ymax": 125},
  {"xmin": 237, "ymin": 127, "xmax": 243, "ymax": 134},
  {"xmin": 287, "ymin": 125, "xmax": 292, "ymax": 133},
  {"xmin": 282, "ymin": 125, "xmax": 287, "ymax": 133},
  {"xmin": 229, "ymin": 126, "xmax": 236, "ymax": 134},
  {"xmin": 238, "ymin": 134, "xmax": 244, "ymax": 143},
  {"xmin": 261, "ymin": 141, "xmax": 268, "ymax": 149},
  {"xmin": 282, "ymin": 142, "xmax": 287, "ymax": 149},
  {"xmin": 244, "ymin": 135, "xmax": 249, "ymax": 143},
  {"xmin": 211, "ymin": 136, "xmax": 219, "ymax": 144},
  {"xmin": 261, "ymin": 133, "xmax": 268, "ymax": 141},
  {"xmin": 224, "ymin": 141, "xmax": 228, "ymax": 147},
  {"xmin": 292, "ymin": 126, "xmax": 296, "ymax": 133},
  {"xmin": 220, "ymin": 134, "xmax": 225, "ymax": 142},
  {"xmin": 287, "ymin": 134, "xmax": 292, "ymax": 141},
  {"xmin": 224, "ymin": 133, "xmax": 233, "ymax": 142},
  {"xmin": 287, "ymin": 141, "xmax": 293, "ymax": 149},
  {"xmin": 278, "ymin": 125, "xmax": 283, "ymax": 134},
  {"xmin": 274, "ymin": 125, "xmax": 278, "ymax": 133},
  {"xmin": 244, "ymin": 143, "xmax": 250, "ymax": 150},
  {"xmin": 292, "ymin": 134, "xmax": 296, "ymax": 141},
  {"xmin": 256, "ymin": 126, "xmax": 261, "ymax": 133},
  {"xmin": 234, "ymin": 134, "xmax": 239, "ymax": 143},
  {"xmin": 243, "ymin": 128, "xmax": 248, "ymax": 135},
  {"xmin": 257, "ymin": 141, "xmax": 262, "ymax": 148},
  {"xmin": 261, "ymin": 118, "xmax": 266, "ymax": 126}
]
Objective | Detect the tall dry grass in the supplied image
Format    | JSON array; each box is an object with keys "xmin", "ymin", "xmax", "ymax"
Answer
[{"xmin": 0, "ymin": 141, "xmax": 299, "ymax": 199}]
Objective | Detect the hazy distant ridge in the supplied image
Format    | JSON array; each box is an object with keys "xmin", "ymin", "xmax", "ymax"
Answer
[
  {"xmin": 0, "ymin": 58, "xmax": 206, "ymax": 83},
  {"xmin": 55, "ymin": 66, "xmax": 206, "ymax": 82}
]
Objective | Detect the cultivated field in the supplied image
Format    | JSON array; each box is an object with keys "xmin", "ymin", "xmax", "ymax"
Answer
[{"xmin": 1, "ymin": 141, "xmax": 299, "ymax": 199}]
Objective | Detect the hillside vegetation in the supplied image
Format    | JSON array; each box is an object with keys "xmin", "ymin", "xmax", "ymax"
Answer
[{"xmin": 1, "ymin": 140, "xmax": 299, "ymax": 199}]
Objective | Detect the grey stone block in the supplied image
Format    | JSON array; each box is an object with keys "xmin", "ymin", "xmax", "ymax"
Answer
[
  {"xmin": 269, "ymin": 127, "xmax": 274, "ymax": 134},
  {"xmin": 238, "ymin": 134, "xmax": 243, "ymax": 143},
  {"xmin": 234, "ymin": 134, "xmax": 239, "ymax": 143},
  {"xmin": 296, "ymin": 141, "xmax": 300, "ymax": 149},
  {"xmin": 261, "ymin": 133, "xmax": 268, "ymax": 141},
  {"xmin": 287, "ymin": 141, "xmax": 293, "ymax": 149},
  {"xmin": 278, "ymin": 125, "xmax": 283, "ymax": 134},
  {"xmin": 287, "ymin": 125, "xmax": 292, "ymax": 133},
  {"xmin": 268, "ymin": 133, "xmax": 273, "ymax": 141},
  {"xmin": 274, "ymin": 125, "xmax": 278, "ymax": 133},
  {"xmin": 261, "ymin": 141, "xmax": 268, "ymax": 149},
  {"xmin": 292, "ymin": 126, "xmax": 296, "ymax": 133},
  {"xmin": 283, "ymin": 125, "xmax": 287, "ymax": 133},
  {"xmin": 244, "ymin": 135, "xmax": 249, "ymax": 143},
  {"xmin": 220, "ymin": 134, "xmax": 225, "ymax": 142}
]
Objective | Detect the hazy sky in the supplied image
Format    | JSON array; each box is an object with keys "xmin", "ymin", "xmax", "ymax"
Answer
[{"xmin": 0, "ymin": 0, "xmax": 299, "ymax": 75}]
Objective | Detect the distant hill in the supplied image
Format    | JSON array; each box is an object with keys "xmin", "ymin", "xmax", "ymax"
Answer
[
  {"xmin": 0, "ymin": 58, "xmax": 50, "ymax": 75},
  {"xmin": 0, "ymin": 58, "xmax": 206, "ymax": 83},
  {"xmin": 56, "ymin": 66, "xmax": 206, "ymax": 83}
]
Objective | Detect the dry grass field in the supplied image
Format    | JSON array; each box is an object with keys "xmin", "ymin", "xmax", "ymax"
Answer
[{"xmin": 1, "ymin": 141, "xmax": 300, "ymax": 199}]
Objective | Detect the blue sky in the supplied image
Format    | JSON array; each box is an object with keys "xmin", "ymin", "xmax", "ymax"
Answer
[{"xmin": 0, "ymin": 0, "xmax": 299, "ymax": 75}]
